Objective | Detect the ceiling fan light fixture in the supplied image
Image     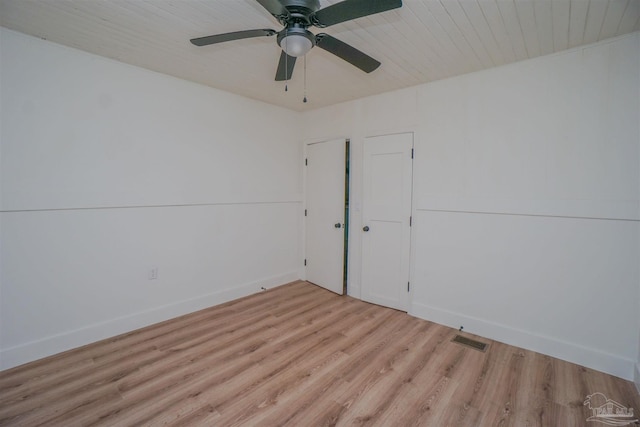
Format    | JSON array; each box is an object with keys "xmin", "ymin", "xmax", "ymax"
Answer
[
  {"xmin": 282, "ymin": 34, "xmax": 313, "ymax": 57},
  {"xmin": 277, "ymin": 27, "xmax": 315, "ymax": 57}
]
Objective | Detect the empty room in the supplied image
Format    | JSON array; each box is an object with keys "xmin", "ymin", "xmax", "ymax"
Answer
[{"xmin": 1, "ymin": 0, "xmax": 639, "ymax": 425}]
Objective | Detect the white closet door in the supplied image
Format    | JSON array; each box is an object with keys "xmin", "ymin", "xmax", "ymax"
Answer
[
  {"xmin": 361, "ymin": 133, "xmax": 413, "ymax": 310},
  {"xmin": 305, "ymin": 139, "xmax": 346, "ymax": 295}
]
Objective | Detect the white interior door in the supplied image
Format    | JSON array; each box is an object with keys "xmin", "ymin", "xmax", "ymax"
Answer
[
  {"xmin": 361, "ymin": 133, "xmax": 413, "ymax": 311},
  {"xmin": 305, "ymin": 139, "xmax": 346, "ymax": 295}
]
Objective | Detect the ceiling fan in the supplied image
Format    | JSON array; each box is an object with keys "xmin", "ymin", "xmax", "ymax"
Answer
[{"xmin": 190, "ymin": 0, "xmax": 403, "ymax": 82}]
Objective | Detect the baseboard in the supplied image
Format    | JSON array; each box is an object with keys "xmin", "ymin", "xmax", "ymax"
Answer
[
  {"xmin": 253, "ymin": 271, "xmax": 299, "ymax": 293},
  {"xmin": 0, "ymin": 271, "xmax": 299, "ymax": 371},
  {"xmin": 635, "ymin": 362, "xmax": 640, "ymax": 395},
  {"xmin": 410, "ymin": 302, "xmax": 636, "ymax": 381}
]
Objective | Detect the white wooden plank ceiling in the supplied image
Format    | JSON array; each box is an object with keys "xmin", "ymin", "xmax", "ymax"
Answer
[{"xmin": 1, "ymin": 0, "xmax": 639, "ymax": 111}]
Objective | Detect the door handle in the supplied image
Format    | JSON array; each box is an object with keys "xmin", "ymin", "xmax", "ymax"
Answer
[
  {"xmin": 363, "ymin": 226, "xmax": 370, "ymax": 232},
  {"xmin": 334, "ymin": 223, "xmax": 342, "ymax": 228}
]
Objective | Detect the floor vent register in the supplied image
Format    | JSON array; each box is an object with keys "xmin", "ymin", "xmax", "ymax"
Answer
[{"xmin": 451, "ymin": 334, "xmax": 488, "ymax": 352}]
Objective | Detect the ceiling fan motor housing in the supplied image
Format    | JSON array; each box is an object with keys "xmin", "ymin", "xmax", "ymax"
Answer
[{"xmin": 279, "ymin": 0, "xmax": 321, "ymax": 14}]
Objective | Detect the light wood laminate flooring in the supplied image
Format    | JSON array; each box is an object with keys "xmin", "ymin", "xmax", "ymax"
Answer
[{"xmin": 1, "ymin": 280, "xmax": 639, "ymax": 426}]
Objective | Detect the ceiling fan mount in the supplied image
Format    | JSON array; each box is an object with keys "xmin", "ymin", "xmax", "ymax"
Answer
[
  {"xmin": 190, "ymin": 0, "xmax": 402, "ymax": 82},
  {"xmin": 273, "ymin": 0, "xmax": 321, "ymax": 25}
]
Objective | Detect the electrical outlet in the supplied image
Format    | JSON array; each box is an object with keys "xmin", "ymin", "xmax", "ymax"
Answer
[{"xmin": 149, "ymin": 267, "xmax": 158, "ymax": 280}]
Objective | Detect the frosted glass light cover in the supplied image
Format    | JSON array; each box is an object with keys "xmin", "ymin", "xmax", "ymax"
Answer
[{"xmin": 282, "ymin": 34, "xmax": 312, "ymax": 57}]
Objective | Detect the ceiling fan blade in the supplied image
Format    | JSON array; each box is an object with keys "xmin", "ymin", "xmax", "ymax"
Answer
[
  {"xmin": 190, "ymin": 29, "xmax": 276, "ymax": 46},
  {"xmin": 315, "ymin": 33, "xmax": 380, "ymax": 73},
  {"xmin": 313, "ymin": 0, "xmax": 402, "ymax": 27},
  {"xmin": 255, "ymin": 0, "xmax": 288, "ymax": 18},
  {"xmin": 275, "ymin": 50, "xmax": 297, "ymax": 81}
]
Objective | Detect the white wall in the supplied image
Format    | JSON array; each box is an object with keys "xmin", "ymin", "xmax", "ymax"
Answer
[
  {"xmin": 0, "ymin": 29, "xmax": 302, "ymax": 369},
  {"xmin": 637, "ymin": 142, "xmax": 640, "ymax": 393},
  {"xmin": 412, "ymin": 33, "xmax": 639, "ymax": 381},
  {"xmin": 302, "ymin": 33, "xmax": 640, "ymax": 381}
]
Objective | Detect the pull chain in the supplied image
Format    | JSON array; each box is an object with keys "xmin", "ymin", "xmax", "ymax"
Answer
[
  {"xmin": 303, "ymin": 55, "xmax": 307, "ymax": 103},
  {"xmin": 284, "ymin": 42, "xmax": 288, "ymax": 92}
]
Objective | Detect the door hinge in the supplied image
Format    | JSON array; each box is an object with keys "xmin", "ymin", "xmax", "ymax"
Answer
[
  {"xmin": 409, "ymin": 216, "xmax": 412, "ymax": 226},
  {"xmin": 304, "ymin": 209, "xmax": 307, "ymax": 217},
  {"xmin": 304, "ymin": 259, "xmax": 307, "ymax": 266},
  {"xmin": 305, "ymin": 158, "xmax": 308, "ymax": 166},
  {"xmin": 411, "ymin": 148, "xmax": 414, "ymax": 159},
  {"xmin": 408, "ymin": 282, "xmax": 410, "ymax": 292}
]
